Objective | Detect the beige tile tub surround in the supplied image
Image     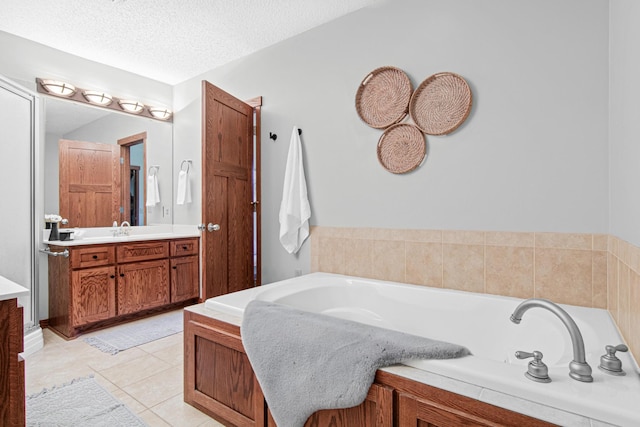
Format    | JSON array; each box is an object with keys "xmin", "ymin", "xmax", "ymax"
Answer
[{"xmin": 310, "ymin": 227, "xmax": 638, "ymax": 366}]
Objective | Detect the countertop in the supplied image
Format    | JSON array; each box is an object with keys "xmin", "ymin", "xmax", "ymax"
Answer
[
  {"xmin": 0, "ymin": 275, "xmax": 29, "ymax": 302},
  {"xmin": 43, "ymin": 225, "xmax": 200, "ymax": 247}
]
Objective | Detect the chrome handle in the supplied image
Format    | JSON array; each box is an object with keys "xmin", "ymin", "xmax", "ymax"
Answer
[
  {"xmin": 516, "ymin": 350, "xmax": 551, "ymax": 383},
  {"xmin": 197, "ymin": 224, "xmax": 206, "ymax": 231},
  {"xmin": 207, "ymin": 223, "xmax": 220, "ymax": 232},
  {"xmin": 599, "ymin": 344, "xmax": 628, "ymax": 375},
  {"xmin": 605, "ymin": 344, "xmax": 629, "ymax": 355},
  {"xmin": 39, "ymin": 247, "xmax": 69, "ymax": 258}
]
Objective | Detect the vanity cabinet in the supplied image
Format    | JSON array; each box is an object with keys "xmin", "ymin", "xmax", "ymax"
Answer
[
  {"xmin": 0, "ymin": 298, "xmax": 25, "ymax": 427},
  {"xmin": 48, "ymin": 238, "xmax": 198, "ymax": 338},
  {"xmin": 184, "ymin": 308, "xmax": 556, "ymax": 427}
]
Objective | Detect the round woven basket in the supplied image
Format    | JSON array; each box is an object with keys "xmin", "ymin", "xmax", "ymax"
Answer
[
  {"xmin": 409, "ymin": 72, "xmax": 472, "ymax": 135},
  {"xmin": 355, "ymin": 66, "xmax": 413, "ymax": 129},
  {"xmin": 377, "ymin": 123, "xmax": 426, "ymax": 174}
]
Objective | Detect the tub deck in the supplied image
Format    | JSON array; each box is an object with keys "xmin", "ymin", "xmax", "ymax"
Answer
[{"xmin": 202, "ymin": 272, "xmax": 640, "ymax": 426}]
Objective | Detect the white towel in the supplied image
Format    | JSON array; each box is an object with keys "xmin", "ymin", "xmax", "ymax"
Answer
[
  {"xmin": 146, "ymin": 173, "xmax": 160, "ymax": 206},
  {"xmin": 279, "ymin": 126, "xmax": 311, "ymax": 254},
  {"xmin": 176, "ymin": 170, "xmax": 192, "ymax": 205}
]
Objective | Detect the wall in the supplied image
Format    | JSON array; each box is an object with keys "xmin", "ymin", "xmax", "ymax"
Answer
[
  {"xmin": 173, "ymin": 0, "xmax": 609, "ymax": 284},
  {"xmin": 312, "ymin": 226, "xmax": 639, "ymax": 366},
  {"xmin": 609, "ymin": 1, "xmax": 640, "ymax": 247}
]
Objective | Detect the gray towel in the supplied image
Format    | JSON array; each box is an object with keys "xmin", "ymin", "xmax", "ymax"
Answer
[{"xmin": 241, "ymin": 300, "xmax": 471, "ymax": 427}]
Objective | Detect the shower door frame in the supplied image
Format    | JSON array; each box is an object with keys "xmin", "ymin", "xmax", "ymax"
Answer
[{"xmin": 0, "ymin": 75, "xmax": 40, "ymax": 336}]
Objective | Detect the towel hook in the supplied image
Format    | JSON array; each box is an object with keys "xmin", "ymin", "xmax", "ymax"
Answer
[
  {"xmin": 180, "ymin": 160, "xmax": 192, "ymax": 173},
  {"xmin": 148, "ymin": 165, "xmax": 160, "ymax": 176},
  {"xmin": 269, "ymin": 132, "xmax": 277, "ymax": 141}
]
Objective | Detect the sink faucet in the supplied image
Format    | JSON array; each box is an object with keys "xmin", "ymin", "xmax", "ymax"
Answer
[
  {"xmin": 119, "ymin": 221, "xmax": 131, "ymax": 236},
  {"xmin": 510, "ymin": 298, "xmax": 593, "ymax": 382}
]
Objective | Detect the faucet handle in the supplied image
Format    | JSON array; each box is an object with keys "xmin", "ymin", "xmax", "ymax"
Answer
[
  {"xmin": 599, "ymin": 344, "xmax": 628, "ymax": 376},
  {"xmin": 516, "ymin": 350, "xmax": 551, "ymax": 383}
]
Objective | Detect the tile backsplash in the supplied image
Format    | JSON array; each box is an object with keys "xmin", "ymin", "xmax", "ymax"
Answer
[{"xmin": 310, "ymin": 226, "xmax": 638, "ymax": 366}]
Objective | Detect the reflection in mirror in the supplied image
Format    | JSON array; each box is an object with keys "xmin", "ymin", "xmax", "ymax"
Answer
[{"xmin": 43, "ymin": 96, "xmax": 173, "ymax": 228}]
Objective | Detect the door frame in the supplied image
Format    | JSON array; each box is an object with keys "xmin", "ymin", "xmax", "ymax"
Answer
[
  {"xmin": 245, "ymin": 96, "xmax": 262, "ymax": 287},
  {"xmin": 118, "ymin": 132, "xmax": 147, "ymax": 225}
]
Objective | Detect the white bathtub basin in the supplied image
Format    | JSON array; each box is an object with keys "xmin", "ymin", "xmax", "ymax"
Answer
[{"xmin": 205, "ymin": 272, "xmax": 640, "ymax": 426}]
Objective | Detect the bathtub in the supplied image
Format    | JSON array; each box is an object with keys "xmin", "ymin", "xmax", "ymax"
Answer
[{"xmin": 204, "ymin": 272, "xmax": 640, "ymax": 426}]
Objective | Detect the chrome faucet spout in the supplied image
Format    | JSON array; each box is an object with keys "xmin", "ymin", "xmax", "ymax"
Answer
[
  {"xmin": 510, "ymin": 298, "xmax": 593, "ymax": 382},
  {"xmin": 117, "ymin": 221, "xmax": 131, "ymax": 236}
]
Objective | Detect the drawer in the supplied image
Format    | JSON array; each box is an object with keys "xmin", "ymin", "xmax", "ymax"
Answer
[
  {"xmin": 117, "ymin": 241, "xmax": 169, "ymax": 263},
  {"xmin": 170, "ymin": 238, "xmax": 199, "ymax": 257},
  {"xmin": 71, "ymin": 245, "xmax": 116, "ymax": 269}
]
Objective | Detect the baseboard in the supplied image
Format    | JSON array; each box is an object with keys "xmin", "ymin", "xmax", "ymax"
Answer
[{"xmin": 23, "ymin": 326, "xmax": 44, "ymax": 356}]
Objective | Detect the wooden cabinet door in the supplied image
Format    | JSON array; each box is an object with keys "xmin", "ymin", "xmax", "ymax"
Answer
[
  {"xmin": 397, "ymin": 392, "xmax": 556, "ymax": 427},
  {"xmin": 71, "ymin": 266, "xmax": 116, "ymax": 327},
  {"xmin": 265, "ymin": 383, "xmax": 393, "ymax": 427},
  {"xmin": 184, "ymin": 311, "xmax": 265, "ymax": 427},
  {"xmin": 117, "ymin": 259, "xmax": 169, "ymax": 315},
  {"xmin": 170, "ymin": 255, "xmax": 199, "ymax": 303}
]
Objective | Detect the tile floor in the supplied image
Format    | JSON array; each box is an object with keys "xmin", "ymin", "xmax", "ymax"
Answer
[{"xmin": 24, "ymin": 309, "xmax": 223, "ymax": 427}]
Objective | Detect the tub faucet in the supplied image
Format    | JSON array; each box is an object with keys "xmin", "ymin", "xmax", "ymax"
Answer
[{"xmin": 510, "ymin": 298, "xmax": 593, "ymax": 382}]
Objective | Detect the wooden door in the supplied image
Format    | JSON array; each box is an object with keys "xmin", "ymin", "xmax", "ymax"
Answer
[
  {"xmin": 201, "ymin": 81, "xmax": 257, "ymax": 299},
  {"xmin": 59, "ymin": 139, "xmax": 121, "ymax": 227}
]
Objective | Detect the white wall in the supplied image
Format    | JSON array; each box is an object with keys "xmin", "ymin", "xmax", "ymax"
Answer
[
  {"xmin": 609, "ymin": 0, "xmax": 640, "ymax": 247},
  {"xmin": 173, "ymin": 0, "xmax": 610, "ymax": 283}
]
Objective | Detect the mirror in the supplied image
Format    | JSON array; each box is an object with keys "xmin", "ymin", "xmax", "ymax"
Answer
[{"xmin": 43, "ymin": 96, "xmax": 173, "ymax": 227}]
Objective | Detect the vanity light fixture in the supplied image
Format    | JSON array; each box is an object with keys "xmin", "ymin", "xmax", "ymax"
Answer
[
  {"xmin": 36, "ymin": 77, "xmax": 172, "ymax": 122},
  {"xmin": 118, "ymin": 99, "xmax": 145, "ymax": 114},
  {"xmin": 40, "ymin": 79, "xmax": 76, "ymax": 97},
  {"xmin": 148, "ymin": 106, "xmax": 173, "ymax": 120},
  {"xmin": 82, "ymin": 90, "xmax": 113, "ymax": 106}
]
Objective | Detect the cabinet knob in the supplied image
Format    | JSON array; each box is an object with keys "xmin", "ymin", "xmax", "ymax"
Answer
[
  {"xmin": 182, "ymin": 245, "xmax": 188, "ymax": 250},
  {"xmin": 172, "ymin": 266, "xmax": 177, "ymax": 270},
  {"xmin": 119, "ymin": 273, "xmax": 125, "ymax": 277},
  {"xmin": 92, "ymin": 255, "xmax": 98, "ymax": 259},
  {"xmin": 110, "ymin": 275, "xmax": 115, "ymax": 279}
]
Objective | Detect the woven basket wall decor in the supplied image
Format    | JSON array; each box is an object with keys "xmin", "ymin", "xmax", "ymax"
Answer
[
  {"xmin": 409, "ymin": 72, "xmax": 472, "ymax": 135},
  {"xmin": 377, "ymin": 123, "xmax": 426, "ymax": 174},
  {"xmin": 355, "ymin": 66, "xmax": 413, "ymax": 129}
]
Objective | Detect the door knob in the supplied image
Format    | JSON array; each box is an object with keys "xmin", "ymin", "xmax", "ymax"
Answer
[
  {"xmin": 197, "ymin": 224, "xmax": 206, "ymax": 231},
  {"xmin": 207, "ymin": 223, "xmax": 220, "ymax": 232}
]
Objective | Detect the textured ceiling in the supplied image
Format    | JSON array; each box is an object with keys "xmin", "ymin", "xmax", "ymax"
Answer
[{"xmin": 0, "ymin": 0, "xmax": 380, "ymax": 85}]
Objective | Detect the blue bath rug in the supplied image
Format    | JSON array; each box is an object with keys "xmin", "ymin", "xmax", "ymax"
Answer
[{"xmin": 83, "ymin": 310, "xmax": 183, "ymax": 355}]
